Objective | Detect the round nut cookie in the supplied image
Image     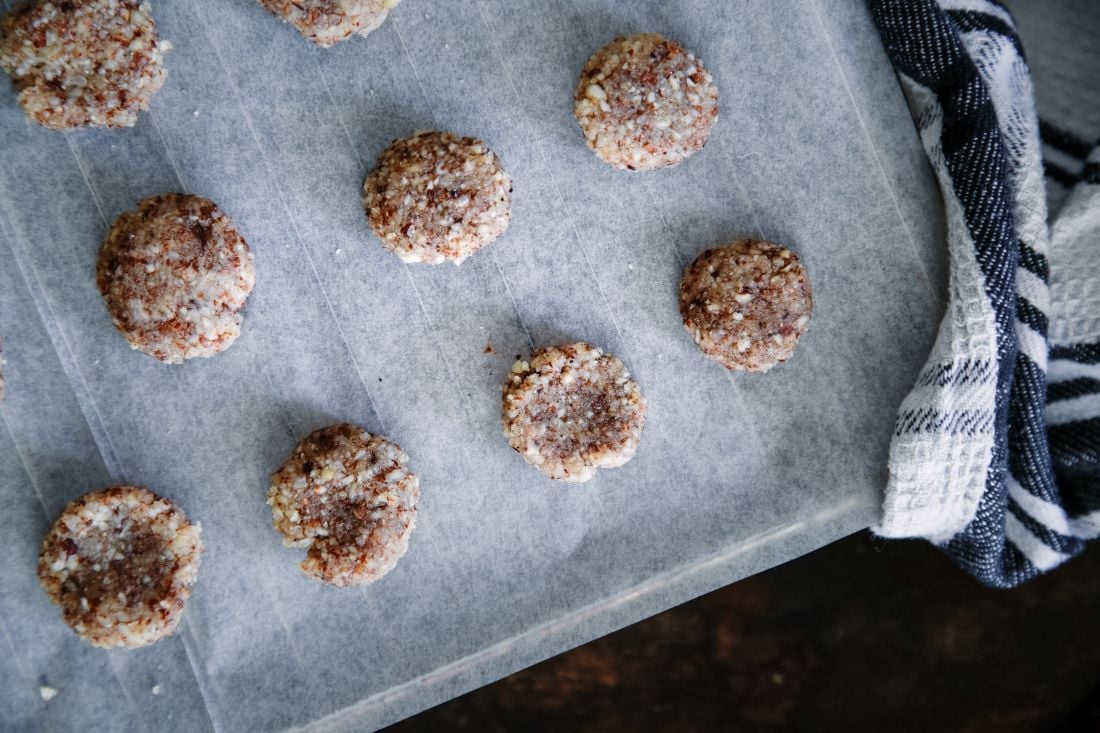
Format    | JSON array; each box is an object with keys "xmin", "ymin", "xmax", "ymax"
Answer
[
  {"xmin": 0, "ymin": 0, "xmax": 169, "ymax": 131},
  {"xmin": 257, "ymin": 0, "xmax": 399, "ymax": 48},
  {"xmin": 680, "ymin": 240, "xmax": 813, "ymax": 372},
  {"xmin": 364, "ymin": 130, "xmax": 512, "ymax": 265},
  {"xmin": 37, "ymin": 486, "xmax": 203, "ymax": 649},
  {"xmin": 574, "ymin": 33, "xmax": 719, "ymax": 171},
  {"xmin": 268, "ymin": 424, "xmax": 420, "ymax": 587},
  {"xmin": 502, "ymin": 342, "xmax": 647, "ymax": 483},
  {"xmin": 97, "ymin": 193, "xmax": 256, "ymax": 364}
]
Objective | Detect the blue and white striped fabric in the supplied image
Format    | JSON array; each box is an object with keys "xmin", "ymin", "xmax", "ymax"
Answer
[{"xmin": 868, "ymin": 0, "xmax": 1100, "ymax": 587}]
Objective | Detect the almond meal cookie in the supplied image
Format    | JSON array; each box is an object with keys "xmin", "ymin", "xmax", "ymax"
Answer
[
  {"xmin": 680, "ymin": 240, "xmax": 813, "ymax": 372},
  {"xmin": 0, "ymin": 0, "xmax": 169, "ymax": 131},
  {"xmin": 574, "ymin": 33, "xmax": 719, "ymax": 171},
  {"xmin": 37, "ymin": 486, "xmax": 203, "ymax": 649},
  {"xmin": 257, "ymin": 0, "xmax": 399, "ymax": 48},
  {"xmin": 268, "ymin": 424, "xmax": 419, "ymax": 587},
  {"xmin": 97, "ymin": 193, "xmax": 256, "ymax": 364},
  {"xmin": 502, "ymin": 342, "xmax": 647, "ymax": 483},
  {"xmin": 364, "ymin": 130, "xmax": 512, "ymax": 265}
]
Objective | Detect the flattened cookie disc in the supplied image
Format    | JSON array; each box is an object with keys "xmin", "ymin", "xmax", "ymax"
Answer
[
  {"xmin": 97, "ymin": 193, "xmax": 256, "ymax": 364},
  {"xmin": 574, "ymin": 33, "xmax": 719, "ymax": 171},
  {"xmin": 258, "ymin": 0, "xmax": 399, "ymax": 47},
  {"xmin": 0, "ymin": 0, "xmax": 169, "ymax": 131},
  {"xmin": 502, "ymin": 343, "xmax": 647, "ymax": 483},
  {"xmin": 37, "ymin": 486, "xmax": 203, "ymax": 649},
  {"xmin": 268, "ymin": 424, "xmax": 420, "ymax": 587},
  {"xmin": 680, "ymin": 240, "xmax": 813, "ymax": 372},
  {"xmin": 364, "ymin": 130, "xmax": 513, "ymax": 265}
]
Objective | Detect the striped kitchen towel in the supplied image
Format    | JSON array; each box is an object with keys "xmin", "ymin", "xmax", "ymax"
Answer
[{"xmin": 867, "ymin": 0, "xmax": 1100, "ymax": 587}]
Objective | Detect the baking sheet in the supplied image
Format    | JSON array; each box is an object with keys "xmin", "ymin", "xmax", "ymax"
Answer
[{"xmin": 0, "ymin": 0, "xmax": 946, "ymax": 730}]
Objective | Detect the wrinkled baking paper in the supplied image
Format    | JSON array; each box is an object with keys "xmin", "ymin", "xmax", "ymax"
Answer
[{"xmin": 0, "ymin": 0, "xmax": 945, "ymax": 730}]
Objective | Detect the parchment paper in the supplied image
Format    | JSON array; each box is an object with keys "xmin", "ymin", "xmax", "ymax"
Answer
[{"xmin": 0, "ymin": 0, "xmax": 947, "ymax": 730}]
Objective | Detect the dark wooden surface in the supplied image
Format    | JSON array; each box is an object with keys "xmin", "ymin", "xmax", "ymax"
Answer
[{"xmin": 389, "ymin": 532, "xmax": 1100, "ymax": 732}]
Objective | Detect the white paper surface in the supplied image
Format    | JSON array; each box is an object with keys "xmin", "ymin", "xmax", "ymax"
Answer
[{"xmin": 0, "ymin": 0, "xmax": 946, "ymax": 730}]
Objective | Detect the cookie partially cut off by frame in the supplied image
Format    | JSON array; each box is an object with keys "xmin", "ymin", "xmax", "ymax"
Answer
[
  {"xmin": 502, "ymin": 342, "xmax": 647, "ymax": 483},
  {"xmin": 96, "ymin": 193, "xmax": 256, "ymax": 364},
  {"xmin": 257, "ymin": 0, "xmax": 399, "ymax": 48},
  {"xmin": 574, "ymin": 33, "xmax": 719, "ymax": 171},
  {"xmin": 37, "ymin": 486, "xmax": 203, "ymax": 649},
  {"xmin": 364, "ymin": 129, "xmax": 513, "ymax": 265},
  {"xmin": 0, "ymin": 0, "xmax": 169, "ymax": 131},
  {"xmin": 680, "ymin": 240, "xmax": 813, "ymax": 372},
  {"xmin": 268, "ymin": 424, "xmax": 420, "ymax": 587}
]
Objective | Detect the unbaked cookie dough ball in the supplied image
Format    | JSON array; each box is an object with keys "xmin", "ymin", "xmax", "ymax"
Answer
[
  {"xmin": 364, "ymin": 130, "xmax": 512, "ymax": 265},
  {"xmin": 574, "ymin": 33, "xmax": 719, "ymax": 171},
  {"xmin": 680, "ymin": 240, "xmax": 812, "ymax": 372},
  {"xmin": 97, "ymin": 193, "xmax": 256, "ymax": 364},
  {"xmin": 0, "ymin": 0, "xmax": 169, "ymax": 131},
  {"xmin": 37, "ymin": 486, "xmax": 203, "ymax": 649},
  {"xmin": 502, "ymin": 343, "xmax": 647, "ymax": 483},
  {"xmin": 258, "ymin": 0, "xmax": 399, "ymax": 48},
  {"xmin": 268, "ymin": 424, "xmax": 419, "ymax": 587}
]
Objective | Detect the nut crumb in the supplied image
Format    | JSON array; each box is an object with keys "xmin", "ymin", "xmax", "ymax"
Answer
[
  {"xmin": 39, "ymin": 686, "xmax": 58, "ymax": 702},
  {"xmin": 151, "ymin": 685, "xmax": 161, "ymax": 695}
]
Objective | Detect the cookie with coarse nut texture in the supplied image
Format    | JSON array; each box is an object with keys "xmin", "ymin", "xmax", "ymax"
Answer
[
  {"xmin": 268, "ymin": 424, "xmax": 419, "ymax": 587},
  {"xmin": 97, "ymin": 193, "xmax": 256, "ymax": 364},
  {"xmin": 37, "ymin": 486, "xmax": 203, "ymax": 649},
  {"xmin": 257, "ymin": 0, "xmax": 399, "ymax": 48},
  {"xmin": 0, "ymin": 0, "xmax": 169, "ymax": 131},
  {"xmin": 364, "ymin": 130, "xmax": 513, "ymax": 265},
  {"xmin": 574, "ymin": 33, "xmax": 719, "ymax": 171},
  {"xmin": 680, "ymin": 240, "xmax": 813, "ymax": 372},
  {"xmin": 502, "ymin": 343, "xmax": 647, "ymax": 483}
]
